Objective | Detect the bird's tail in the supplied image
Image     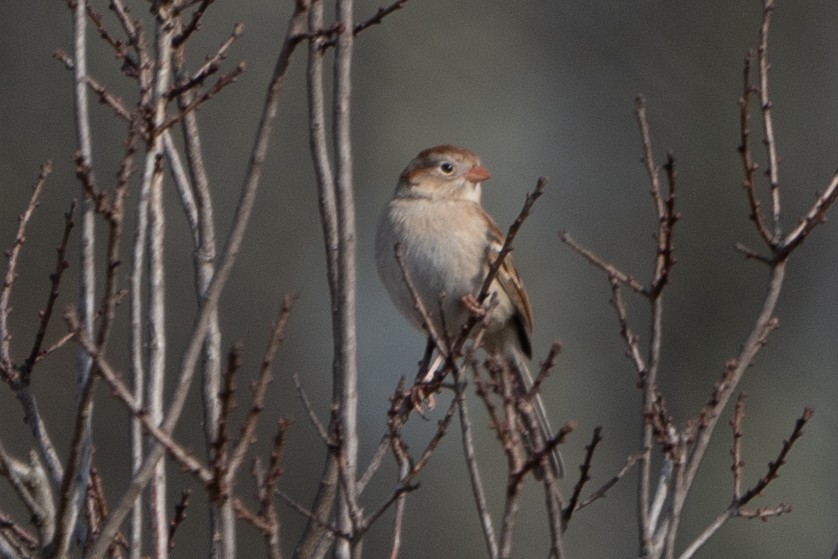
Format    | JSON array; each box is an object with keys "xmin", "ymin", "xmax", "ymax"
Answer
[{"xmin": 505, "ymin": 347, "xmax": 564, "ymax": 480}]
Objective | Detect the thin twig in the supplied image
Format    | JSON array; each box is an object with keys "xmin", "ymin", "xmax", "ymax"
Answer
[
  {"xmin": 559, "ymin": 232, "xmax": 646, "ymax": 295},
  {"xmin": 228, "ymin": 296, "xmax": 296, "ymax": 478},
  {"xmin": 167, "ymin": 490, "xmax": 191, "ymax": 551},
  {"xmin": 167, "ymin": 23, "xmax": 244, "ymax": 99},
  {"xmin": 757, "ymin": 0, "xmax": 782, "ymax": 241},
  {"xmin": 451, "ymin": 363, "xmax": 499, "ymax": 557},
  {"xmin": 478, "ymin": 177, "xmax": 547, "ymax": 303},
  {"xmin": 172, "ymin": 0, "xmax": 216, "ymax": 47},
  {"xmin": 314, "ymin": 0, "xmax": 410, "ymax": 49},
  {"xmin": 562, "ymin": 427, "xmax": 602, "ymax": 524},
  {"xmin": 0, "ymin": 161, "xmax": 53, "ymax": 381},
  {"xmin": 738, "ymin": 49, "xmax": 773, "ymax": 245},
  {"xmin": 21, "ymin": 201, "xmax": 76, "ymax": 386},
  {"xmin": 294, "ymin": 373, "xmax": 331, "ymax": 445},
  {"xmin": 738, "ymin": 407, "xmax": 812, "ymax": 504},
  {"xmin": 779, "ymin": 170, "xmax": 838, "ymax": 257},
  {"xmin": 730, "ymin": 393, "xmax": 747, "ymax": 499},
  {"xmin": 352, "ymin": 0, "xmax": 409, "ymax": 35}
]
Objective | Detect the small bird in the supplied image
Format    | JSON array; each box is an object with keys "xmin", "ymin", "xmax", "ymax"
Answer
[{"xmin": 375, "ymin": 144, "xmax": 563, "ymax": 479}]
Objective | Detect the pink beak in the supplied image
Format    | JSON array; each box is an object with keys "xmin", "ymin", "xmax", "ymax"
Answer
[{"xmin": 465, "ymin": 164, "xmax": 491, "ymax": 183}]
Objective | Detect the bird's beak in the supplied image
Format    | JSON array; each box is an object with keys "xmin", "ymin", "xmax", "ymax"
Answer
[{"xmin": 465, "ymin": 164, "xmax": 491, "ymax": 183}]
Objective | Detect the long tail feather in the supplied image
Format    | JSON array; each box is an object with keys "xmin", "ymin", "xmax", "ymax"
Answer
[{"xmin": 506, "ymin": 347, "xmax": 564, "ymax": 479}]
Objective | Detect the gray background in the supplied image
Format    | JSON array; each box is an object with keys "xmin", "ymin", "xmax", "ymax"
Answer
[{"xmin": 1, "ymin": 1, "xmax": 837, "ymax": 557}]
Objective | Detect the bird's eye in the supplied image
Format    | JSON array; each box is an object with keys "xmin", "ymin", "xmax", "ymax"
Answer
[{"xmin": 439, "ymin": 162, "xmax": 455, "ymax": 174}]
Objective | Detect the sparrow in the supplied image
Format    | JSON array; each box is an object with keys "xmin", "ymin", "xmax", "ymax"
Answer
[{"xmin": 375, "ymin": 144, "xmax": 563, "ymax": 479}]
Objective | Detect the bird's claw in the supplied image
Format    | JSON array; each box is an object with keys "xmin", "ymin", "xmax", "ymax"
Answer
[
  {"xmin": 410, "ymin": 383, "xmax": 436, "ymax": 415},
  {"xmin": 461, "ymin": 294, "xmax": 486, "ymax": 318}
]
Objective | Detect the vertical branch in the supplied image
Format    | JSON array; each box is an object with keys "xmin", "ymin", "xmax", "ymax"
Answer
[
  {"xmin": 0, "ymin": 162, "xmax": 52, "ymax": 377},
  {"xmin": 295, "ymin": 1, "xmax": 340, "ymax": 555},
  {"xmin": 127, "ymin": 18, "xmax": 153, "ymax": 559},
  {"xmin": 757, "ymin": 0, "xmax": 781, "ymax": 241},
  {"xmin": 634, "ymin": 97, "xmax": 661, "ymax": 555},
  {"xmin": 333, "ymin": 0, "xmax": 360, "ymax": 556},
  {"xmin": 141, "ymin": 5, "xmax": 176, "ymax": 557},
  {"xmin": 452, "ymin": 364, "xmax": 498, "ymax": 559},
  {"xmin": 170, "ymin": 21, "xmax": 228, "ymax": 558},
  {"xmin": 738, "ymin": 50, "xmax": 773, "ymax": 245},
  {"xmin": 66, "ymin": 0, "xmax": 96, "ymax": 548}
]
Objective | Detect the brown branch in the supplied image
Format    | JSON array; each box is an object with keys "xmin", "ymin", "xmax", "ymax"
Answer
[
  {"xmin": 52, "ymin": 50, "xmax": 134, "ymax": 123},
  {"xmin": 167, "ymin": 23, "xmax": 245, "ymax": 99},
  {"xmin": 260, "ymin": 420, "xmax": 289, "ymax": 517},
  {"xmin": 527, "ymin": 340, "xmax": 562, "ymax": 402},
  {"xmin": 158, "ymin": 63, "xmax": 246, "ymax": 135},
  {"xmin": 212, "ymin": 344, "xmax": 242, "ymax": 500},
  {"xmin": 608, "ymin": 276, "xmax": 648, "ymax": 381},
  {"xmin": 313, "ymin": 0, "xmax": 410, "ymax": 49},
  {"xmin": 562, "ymin": 426, "xmax": 602, "ymax": 524},
  {"xmin": 680, "ymin": 408, "xmax": 810, "ymax": 559},
  {"xmin": 86, "ymin": 2, "xmax": 136, "ymax": 71},
  {"xmin": 738, "ymin": 407, "xmax": 812, "ymax": 504},
  {"xmin": 167, "ymin": 490, "xmax": 191, "ymax": 551},
  {"xmin": 228, "ymin": 295, "xmax": 296, "ymax": 479},
  {"xmin": 0, "ymin": 161, "xmax": 53, "ymax": 382},
  {"xmin": 19, "ymin": 200, "xmax": 75, "ymax": 385},
  {"xmin": 730, "ymin": 393, "xmax": 747, "ymax": 499},
  {"xmin": 172, "ymin": 0, "xmax": 216, "ymax": 47},
  {"xmin": 352, "ymin": 0, "xmax": 409, "ymax": 35},
  {"xmin": 559, "ymin": 232, "xmax": 647, "ymax": 295},
  {"xmin": 734, "ymin": 242, "xmax": 772, "ymax": 264},
  {"xmin": 576, "ymin": 452, "xmax": 642, "ymax": 512},
  {"xmin": 738, "ymin": 49, "xmax": 773, "ymax": 245},
  {"xmin": 275, "ymin": 491, "xmax": 347, "ymax": 540},
  {"xmin": 477, "ymin": 177, "xmax": 547, "ymax": 304},
  {"xmin": 779, "ymin": 170, "xmax": 838, "ymax": 257},
  {"xmin": 251, "ymin": 420, "xmax": 288, "ymax": 559}
]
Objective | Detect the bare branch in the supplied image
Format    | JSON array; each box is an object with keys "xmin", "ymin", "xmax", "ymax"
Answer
[
  {"xmin": 757, "ymin": 0, "xmax": 782, "ymax": 241},
  {"xmin": 738, "ymin": 407, "xmax": 812, "ymax": 504},
  {"xmin": 478, "ymin": 177, "xmax": 547, "ymax": 304},
  {"xmin": 228, "ymin": 295, "xmax": 296, "ymax": 478},
  {"xmin": 563, "ymin": 426, "xmax": 602, "ymax": 524},
  {"xmin": 738, "ymin": 50, "xmax": 773, "ymax": 245},
  {"xmin": 779, "ymin": 170, "xmax": 838, "ymax": 257},
  {"xmin": 172, "ymin": 0, "xmax": 216, "ymax": 47},
  {"xmin": 451, "ymin": 364, "xmax": 499, "ymax": 558},
  {"xmin": 0, "ymin": 161, "xmax": 53, "ymax": 381},
  {"xmin": 167, "ymin": 23, "xmax": 244, "ymax": 100},
  {"xmin": 730, "ymin": 393, "xmax": 747, "ymax": 499},
  {"xmin": 576, "ymin": 452, "xmax": 642, "ymax": 512},
  {"xmin": 352, "ymin": 0, "xmax": 409, "ymax": 36},
  {"xmin": 559, "ymin": 232, "xmax": 646, "ymax": 295},
  {"xmin": 167, "ymin": 490, "xmax": 191, "ymax": 551}
]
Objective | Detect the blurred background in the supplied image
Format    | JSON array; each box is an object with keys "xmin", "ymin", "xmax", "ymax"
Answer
[{"xmin": 1, "ymin": 1, "xmax": 837, "ymax": 557}]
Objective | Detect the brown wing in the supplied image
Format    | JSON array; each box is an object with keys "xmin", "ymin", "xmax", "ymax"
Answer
[{"xmin": 486, "ymin": 216, "xmax": 534, "ymax": 358}]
